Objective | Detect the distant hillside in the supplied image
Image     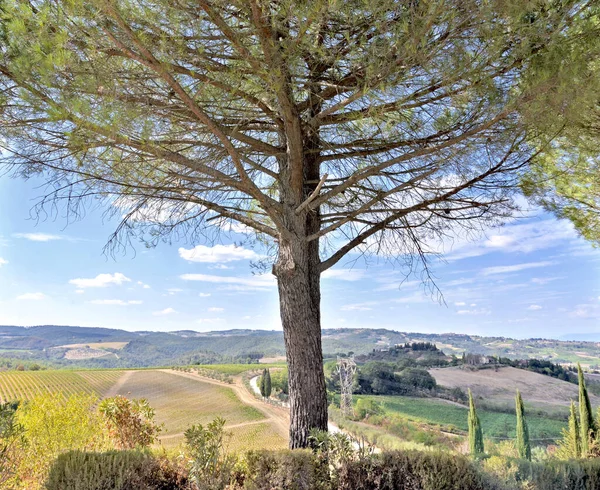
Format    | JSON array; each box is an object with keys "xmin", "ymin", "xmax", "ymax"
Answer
[
  {"xmin": 429, "ymin": 366, "xmax": 600, "ymax": 414},
  {"xmin": 1, "ymin": 325, "xmax": 599, "ymax": 368}
]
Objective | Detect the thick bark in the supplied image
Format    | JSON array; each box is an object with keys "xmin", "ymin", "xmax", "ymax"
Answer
[
  {"xmin": 275, "ymin": 234, "xmax": 328, "ymax": 448},
  {"xmin": 274, "ymin": 142, "xmax": 327, "ymax": 447}
]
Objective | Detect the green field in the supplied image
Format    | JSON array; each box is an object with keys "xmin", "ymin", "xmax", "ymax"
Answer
[
  {"xmin": 0, "ymin": 370, "xmax": 123, "ymax": 402},
  {"xmin": 359, "ymin": 395, "xmax": 567, "ymax": 442}
]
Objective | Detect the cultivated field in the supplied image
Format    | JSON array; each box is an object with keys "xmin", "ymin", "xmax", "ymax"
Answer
[
  {"xmin": 58, "ymin": 342, "xmax": 129, "ymax": 350},
  {"xmin": 0, "ymin": 370, "xmax": 123, "ymax": 402},
  {"xmin": 360, "ymin": 394, "xmax": 566, "ymax": 441},
  {"xmin": 0, "ymin": 368, "xmax": 288, "ymax": 452},
  {"xmin": 429, "ymin": 366, "xmax": 599, "ymax": 413}
]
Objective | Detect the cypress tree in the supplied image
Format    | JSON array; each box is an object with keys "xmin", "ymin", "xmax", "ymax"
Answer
[
  {"xmin": 578, "ymin": 363, "xmax": 596, "ymax": 456},
  {"xmin": 515, "ymin": 390, "xmax": 531, "ymax": 461},
  {"xmin": 556, "ymin": 401, "xmax": 582, "ymax": 460},
  {"xmin": 570, "ymin": 400, "xmax": 582, "ymax": 459},
  {"xmin": 264, "ymin": 369, "xmax": 272, "ymax": 398},
  {"xmin": 468, "ymin": 389, "xmax": 484, "ymax": 457},
  {"xmin": 259, "ymin": 369, "xmax": 267, "ymax": 397}
]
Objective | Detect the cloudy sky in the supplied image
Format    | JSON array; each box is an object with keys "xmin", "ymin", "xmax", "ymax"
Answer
[{"xmin": 0, "ymin": 175, "xmax": 599, "ymax": 340}]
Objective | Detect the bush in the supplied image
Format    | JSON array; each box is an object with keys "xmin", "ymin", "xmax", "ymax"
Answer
[
  {"xmin": 184, "ymin": 417, "xmax": 234, "ymax": 490},
  {"xmin": 44, "ymin": 450, "xmax": 188, "ymax": 490},
  {"xmin": 241, "ymin": 449, "xmax": 330, "ymax": 490},
  {"xmin": 98, "ymin": 396, "xmax": 162, "ymax": 449},
  {"xmin": 15, "ymin": 392, "xmax": 110, "ymax": 488},
  {"xmin": 336, "ymin": 451, "xmax": 505, "ymax": 490},
  {"xmin": 517, "ymin": 459, "xmax": 600, "ymax": 490}
]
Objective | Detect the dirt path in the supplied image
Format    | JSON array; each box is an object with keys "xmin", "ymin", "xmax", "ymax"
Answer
[
  {"xmin": 104, "ymin": 370, "xmax": 135, "ymax": 398},
  {"xmin": 160, "ymin": 369, "xmax": 290, "ymax": 441}
]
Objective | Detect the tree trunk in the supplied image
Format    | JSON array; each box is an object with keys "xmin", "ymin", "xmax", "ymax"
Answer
[{"xmin": 274, "ymin": 225, "xmax": 328, "ymax": 448}]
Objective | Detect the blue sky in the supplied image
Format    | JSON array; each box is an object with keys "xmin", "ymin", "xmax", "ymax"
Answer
[{"xmin": 0, "ymin": 175, "xmax": 599, "ymax": 339}]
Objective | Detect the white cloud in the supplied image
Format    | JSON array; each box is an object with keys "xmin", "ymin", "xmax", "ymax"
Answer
[
  {"xmin": 481, "ymin": 261, "xmax": 557, "ymax": 276},
  {"xmin": 527, "ymin": 304, "xmax": 542, "ymax": 310},
  {"xmin": 218, "ymin": 221, "xmax": 255, "ymax": 235},
  {"xmin": 69, "ymin": 273, "xmax": 131, "ymax": 288},
  {"xmin": 322, "ymin": 269, "xmax": 365, "ymax": 281},
  {"xmin": 457, "ymin": 308, "xmax": 490, "ymax": 315},
  {"xmin": 531, "ymin": 277, "xmax": 561, "ymax": 285},
  {"xmin": 114, "ymin": 197, "xmax": 202, "ymax": 224},
  {"xmin": 89, "ymin": 299, "xmax": 143, "ymax": 306},
  {"xmin": 75, "ymin": 289, "xmax": 85, "ymax": 294},
  {"xmin": 167, "ymin": 288, "xmax": 183, "ymax": 295},
  {"xmin": 439, "ymin": 219, "xmax": 578, "ymax": 261},
  {"xmin": 0, "ymin": 258, "xmax": 7, "ymax": 266},
  {"xmin": 14, "ymin": 233, "xmax": 63, "ymax": 242},
  {"xmin": 17, "ymin": 292, "xmax": 46, "ymax": 300},
  {"xmin": 209, "ymin": 264, "xmax": 234, "ymax": 270},
  {"xmin": 454, "ymin": 301, "xmax": 466, "ymax": 306},
  {"xmin": 341, "ymin": 304, "xmax": 373, "ymax": 311},
  {"xmin": 570, "ymin": 304, "xmax": 599, "ymax": 319},
  {"xmin": 393, "ymin": 291, "xmax": 431, "ymax": 304},
  {"xmin": 153, "ymin": 308, "xmax": 176, "ymax": 316},
  {"xmin": 208, "ymin": 307, "xmax": 224, "ymax": 312},
  {"xmin": 178, "ymin": 244, "xmax": 260, "ymax": 263},
  {"xmin": 199, "ymin": 293, "xmax": 211, "ymax": 297},
  {"xmin": 137, "ymin": 281, "xmax": 151, "ymax": 289},
  {"xmin": 180, "ymin": 273, "xmax": 276, "ymax": 290}
]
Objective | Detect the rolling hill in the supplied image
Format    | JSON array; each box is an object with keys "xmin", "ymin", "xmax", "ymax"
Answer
[{"xmin": 1, "ymin": 324, "xmax": 599, "ymax": 368}]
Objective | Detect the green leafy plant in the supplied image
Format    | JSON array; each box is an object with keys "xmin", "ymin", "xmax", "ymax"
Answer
[
  {"xmin": 0, "ymin": 401, "xmax": 24, "ymax": 488},
  {"xmin": 183, "ymin": 417, "xmax": 233, "ymax": 490},
  {"xmin": 15, "ymin": 392, "xmax": 110, "ymax": 489},
  {"xmin": 98, "ymin": 396, "xmax": 162, "ymax": 450}
]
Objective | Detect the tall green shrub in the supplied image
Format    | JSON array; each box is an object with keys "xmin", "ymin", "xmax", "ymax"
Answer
[
  {"xmin": 260, "ymin": 369, "xmax": 267, "ymax": 397},
  {"xmin": 98, "ymin": 396, "xmax": 162, "ymax": 450},
  {"xmin": 264, "ymin": 369, "xmax": 272, "ymax": 398},
  {"xmin": 515, "ymin": 390, "xmax": 531, "ymax": 461},
  {"xmin": 468, "ymin": 389, "xmax": 484, "ymax": 457},
  {"xmin": 184, "ymin": 417, "xmax": 233, "ymax": 490},
  {"xmin": 557, "ymin": 401, "xmax": 582, "ymax": 460},
  {"xmin": 578, "ymin": 363, "xmax": 596, "ymax": 456}
]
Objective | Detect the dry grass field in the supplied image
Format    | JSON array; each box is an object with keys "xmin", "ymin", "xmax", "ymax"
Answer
[
  {"xmin": 429, "ymin": 366, "xmax": 600, "ymax": 412},
  {"xmin": 58, "ymin": 342, "xmax": 129, "ymax": 350}
]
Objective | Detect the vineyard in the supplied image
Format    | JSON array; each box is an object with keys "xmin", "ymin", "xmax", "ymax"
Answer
[{"xmin": 0, "ymin": 370, "xmax": 123, "ymax": 402}]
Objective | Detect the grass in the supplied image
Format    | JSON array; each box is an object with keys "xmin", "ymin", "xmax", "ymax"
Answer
[
  {"xmin": 360, "ymin": 395, "xmax": 566, "ymax": 442},
  {"xmin": 0, "ymin": 370, "xmax": 123, "ymax": 402},
  {"xmin": 194, "ymin": 363, "xmax": 286, "ymax": 375}
]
